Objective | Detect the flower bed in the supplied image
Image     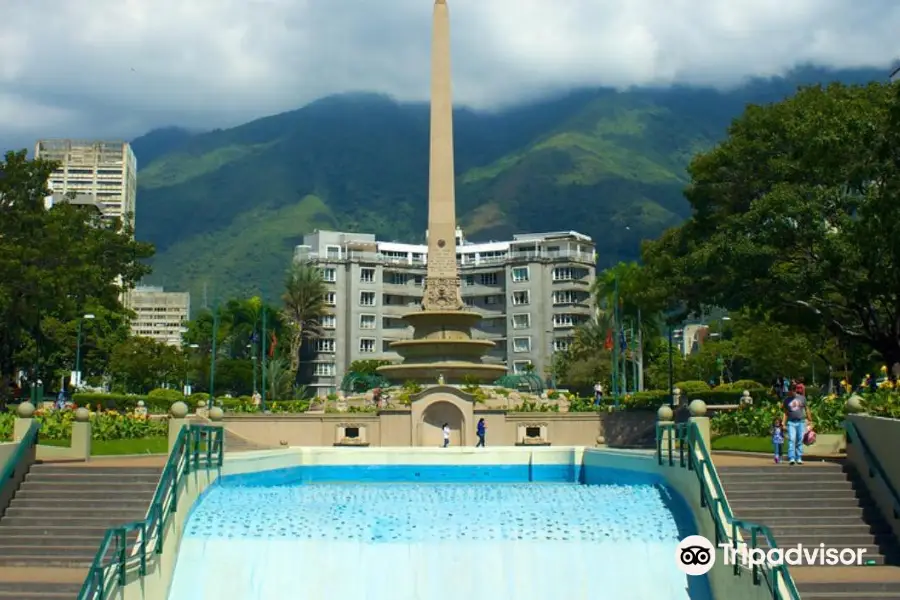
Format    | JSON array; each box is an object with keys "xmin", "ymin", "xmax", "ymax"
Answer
[
  {"xmin": 70, "ymin": 392, "xmax": 309, "ymax": 415},
  {"xmin": 0, "ymin": 408, "xmax": 168, "ymax": 441}
]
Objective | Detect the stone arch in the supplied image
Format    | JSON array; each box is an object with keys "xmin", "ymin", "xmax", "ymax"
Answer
[{"xmin": 420, "ymin": 400, "xmax": 466, "ymax": 447}]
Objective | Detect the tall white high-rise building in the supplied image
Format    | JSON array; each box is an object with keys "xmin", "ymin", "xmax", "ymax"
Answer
[{"xmin": 34, "ymin": 140, "xmax": 138, "ymax": 229}]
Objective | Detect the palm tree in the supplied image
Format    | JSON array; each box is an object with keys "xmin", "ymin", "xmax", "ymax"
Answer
[{"xmin": 282, "ymin": 264, "xmax": 328, "ymax": 381}]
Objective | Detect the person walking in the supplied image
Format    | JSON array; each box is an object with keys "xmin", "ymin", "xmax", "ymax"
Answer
[
  {"xmin": 442, "ymin": 423, "xmax": 450, "ymax": 448},
  {"xmin": 784, "ymin": 384, "xmax": 812, "ymax": 465},
  {"xmin": 771, "ymin": 417, "xmax": 785, "ymax": 464},
  {"xmin": 475, "ymin": 418, "xmax": 486, "ymax": 447}
]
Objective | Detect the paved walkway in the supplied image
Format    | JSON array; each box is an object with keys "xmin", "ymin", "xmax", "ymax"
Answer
[{"xmin": 711, "ymin": 453, "xmax": 842, "ymax": 467}]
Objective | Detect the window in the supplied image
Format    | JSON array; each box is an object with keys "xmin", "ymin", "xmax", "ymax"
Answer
[
  {"xmin": 512, "ymin": 313, "xmax": 531, "ymax": 329},
  {"xmin": 321, "ymin": 315, "xmax": 336, "ymax": 329},
  {"xmin": 464, "ymin": 275, "xmax": 475, "ymax": 287},
  {"xmin": 552, "ymin": 267, "xmax": 575, "ymax": 281},
  {"xmin": 325, "ymin": 292, "xmax": 336, "ymax": 306},
  {"xmin": 325, "ymin": 245, "xmax": 341, "ymax": 259},
  {"xmin": 480, "ymin": 273, "xmax": 498, "ymax": 286},
  {"xmin": 359, "ymin": 338, "xmax": 376, "ymax": 353},
  {"xmin": 321, "ymin": 267, "xmax": 336, "ymax": 282},
  {"xmin": 513, "ymin": 337, "xmax": 531, "ymax": 353},
  {"xmin": 316, "ymin": 339, "xmax": 335, "ymax": 353},
  {"xmin": 553, "ymin": 314, "xmax": 575, "ymax": 328},
  {"xmin": 513, "ymin": 360, "xmax": 532, "ymax": 374},
  {"xmin": 359, "ymin": 314, "xmax": 376, "ymax": 330},
  {"xmin": 314, "ymin": 363, "xmax": 336, "ymax": 376},
  {"xmin": 360, "ymin": 267, "xmax": 375, "ymax": 283},
  {"xmin": 512, "ymin": 291, "xmax": 530, "ymax": 306},
  {"xmin": 553, "ymin": 339, "xmax": 572, "ymax": 352},
  {"xmin": 511, "ymin": 267, "xmax": 529, "ymax": 283},
  {"xmin": 552, "ymin": 290, "xmax": 579, "ymax": 305},
  {"xmin": 463, "ymin": 297, "xmax": 475, "ymax": 307},
  {"xmin": 360, "ymin": 291, "xmax": 376, "ymax": 306},
  {"xmin": 485, "ymin": 295, "xmax": 501, "ymax": 305},
  {"xmin": 414, "ymin": 275, "xmax": 424, "ymax": 287},
  {"xmin": 386, "ymin": 272, "xmax": 407, "ymax": 285}
]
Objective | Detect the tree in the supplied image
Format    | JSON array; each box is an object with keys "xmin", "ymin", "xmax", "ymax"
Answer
[
  {"xmin": 108, "ymin": 337, "xmax": 183, "ymax": 393},
  {"xmin": 282, "ymin": 264, "xmax": 327, "ymax": 382},
  {"xmin": 643, "ymin": 82, "xmax": 900, "ymax": 370},
  {"xmin": 0, "ymin": 150, "xmax": 154, "ymax": 393}
]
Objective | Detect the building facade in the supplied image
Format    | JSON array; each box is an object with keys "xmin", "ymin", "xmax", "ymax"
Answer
[
  {"xmin": 295, "ymin": 229, "xmax": 597, "ymax": 395},
  {"xmin": 129, "ymin": 287, "xmax": 190, "ymax": 347},
  {"xmin": 35, "ymin": 139, "xmax": 138, "ymax": 230}
]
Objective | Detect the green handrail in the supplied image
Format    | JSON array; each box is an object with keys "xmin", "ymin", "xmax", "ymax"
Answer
[
  {"xmin": 656, "ymin": 421, "xmax": 801, "ymax": 600},
  {"xmin": 845, "ymin": 419, "xmax": 900, "ymax": 519},
  {"xmin": 0, "ymin": 420, "xmax": 40, "ymax": 493},
  {"xmin": 76, "ymin": 424, "xmax": 224, "ymax": 600}
]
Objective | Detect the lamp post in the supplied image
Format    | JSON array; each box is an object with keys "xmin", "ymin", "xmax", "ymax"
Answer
[
  {"xmin": 209, "ymin": 306, "xmax": 219, "ymax": 406},
  {"xmin": 261, "ymin": 305, "xmax": 268, "ymax": 412},
  {"xmin": 185, "ymin": 343, "xmax": 199, "ymax": 395},
  {"xmin": 74, "ymin": 313, "xmax": 95, "ymax": 388}
]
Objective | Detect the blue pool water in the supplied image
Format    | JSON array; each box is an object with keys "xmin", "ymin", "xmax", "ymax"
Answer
[{"xmin": 168, "ymin": 464, "xmax": 710, "ymax": 600}]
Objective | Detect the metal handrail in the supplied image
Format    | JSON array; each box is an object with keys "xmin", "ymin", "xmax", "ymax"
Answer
[
  {"xmin": 76, "ymin": 425, "xmax": 224, "ymax": 600},
  {"xmin": 0, "ymin": 420, "xmax": 39, "ymax": 486},
  {"xmin": 656, "ymin": 421, "xmax": 801, "ymax": 600},
  {"xmin": 845, "ymin": 418, "xmax": 900, "ymax": 519}
]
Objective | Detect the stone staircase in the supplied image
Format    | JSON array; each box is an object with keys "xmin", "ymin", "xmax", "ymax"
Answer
[
  {"xmin": 719, "ymin": 462, "xmax": 900, "ymax": 599},
  {"xmin": 0, "ymin": 462, "xmax": 162, "ymax": 599}
]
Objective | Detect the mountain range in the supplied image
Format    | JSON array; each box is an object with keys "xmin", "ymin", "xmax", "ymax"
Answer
[{"xmin": 130, "ymin": 66, "xmax": 885, "ymax": 307}]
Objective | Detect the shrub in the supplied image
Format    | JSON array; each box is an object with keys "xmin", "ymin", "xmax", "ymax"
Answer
[
  {"xmin": 674, "ymin": 380, "xmax": 711, "ymax": 394},
  {"xmin": 147, "ymin": 388, "xmax": 183, "ymax": 401},
  {"xmin": 567, "ymin": 396, "xmax": 597, "ymax": 412},
  {"xmin": 714, "ymin": 380, "xmax": 766, "ymax": 392},
  {"xmin": 0, "ymin": 409, "xmax": 168, "ymax": 441},
  {"xmin": 73, "ymin": 393, "xmax": 169, "ymax": 414}
]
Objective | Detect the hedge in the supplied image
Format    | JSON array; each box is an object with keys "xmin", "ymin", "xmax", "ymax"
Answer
[
  {"xmin": 71, "ymin": 392, "xmax": 309, "ymax": 414},
  {"xmin": 0, "ymin": 409, "xmax": 168, "ymax": 441}
]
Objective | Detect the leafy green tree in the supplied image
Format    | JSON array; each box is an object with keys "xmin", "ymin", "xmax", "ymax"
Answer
[
  {"xmin": 108, "ymin": 337, "xmax": 183, "ymax": 393},
  {"xmin": 643, "ymin": 82, "xmax": 900, "ymax": 370},
  {"xmin": 0, "ymin": 150, "xmax": 154, "ymax": 393},
  {"xmin": 282, "ymin": 264, "xmax": 328, "ymax": 382}
]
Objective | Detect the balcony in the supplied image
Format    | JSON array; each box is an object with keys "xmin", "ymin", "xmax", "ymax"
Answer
[{"xmin": 303, "ymin": 248, "xmax": 596, "ymax": 267}]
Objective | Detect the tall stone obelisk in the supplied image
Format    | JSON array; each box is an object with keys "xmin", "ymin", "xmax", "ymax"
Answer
[
  {"xmin": 421, "ymin": 0, "xmax": 464, "ymax": 312},
  {"xmin": 376, "ymin": 0, "xmax": 506, "ymax": 384}
]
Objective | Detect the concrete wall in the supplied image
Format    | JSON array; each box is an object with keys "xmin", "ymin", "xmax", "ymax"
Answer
[
  {"xmin": 219, "ymin": 409, "xmax": 655, "ymax": 449},
  {"xmin": 0, "ymin": 439, "xmax": 36, "ymax": 519},
  {"xmin": 846, "ymin": 415, "xmax": 900, "ymax": 539}
]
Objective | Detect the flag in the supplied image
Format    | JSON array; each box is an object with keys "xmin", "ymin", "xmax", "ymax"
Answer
[
  {"xmin": 619, "ymin": 329, "xmax": 628, "ymax": 353},
  {"xmin": 269, "ymin": 331, "xmax": 277, "ymax": 358},
  {"xmin": 604, "ymin": 330, "xmax": 614, "ymax": 351}
]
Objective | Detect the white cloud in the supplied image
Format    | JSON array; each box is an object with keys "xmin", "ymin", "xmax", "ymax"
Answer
[{"xmin": 1, "ymin": 0, "xmax": 898, "ymax": 147}]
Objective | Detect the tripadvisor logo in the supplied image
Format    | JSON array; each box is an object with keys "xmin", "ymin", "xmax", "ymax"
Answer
[{"xmin": 675, "ymin": 535, "xmax": 867, "ymax": 576}]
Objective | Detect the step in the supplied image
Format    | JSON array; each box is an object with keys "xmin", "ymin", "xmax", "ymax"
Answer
[
  {"xmin": 0, "ymin": 582, "xmax": 82, "ymax": 594},
  {"xmin": 757, "ymin": 533, "xmax": 895, "ymax": 547},
  {"xmin": 725, "ymin": 482, "xmax": 855, "ymax": 493},
  {"xmin": 752, "ymin": 544, "xmax": 890, "ymax": 565},
  {"xmin": 0, "ymin": 516, "xmax": 144, "ymax": 528},
  {"xmin": 0, "ymin": 592, "xmax": 79, "ymax": 600},
  {"xmin": 30, "ymin": 465, "xmax": 161, "ymax": 475},
  {"xmin": 801, "ymin": 594, "xmax": 900, "ymax": 599},
  {"xmin": 799, "ymin": 581, "xmax": 900, "ymax": 594},
  {"xmin": 717, "ymin": 465, "xmax": 845, "ymax": 473},
  {"xmin": 14, "ymin": 489, "xmax": 155, "ymax": 502},
  {"xmin": 730, "ymin": 498, "xmax": 869, "ymax": 510},
  {"xmin": 0, "ymin": 545, "xmax": 101, "ymax": 558},
  {"xmin": 0, "ymin": 555, "xmax": 93, "ymax": 568},
  {"xmin": 8, "ymin": 498, "xmax": 149, "ymax": 510},
  {"xmin": 20, "ymin": 482, "xmax": 158, "ymax": 493},
  {"xmin": 25, "ymin": 472, "xmax": 161, "ymax": 484},
  {"xmin": 735, "ymin": 506, "xmax": 873, "ymax": 519},
  {"xmin": 763, "ymin": 523, "xmax": 893, "ymax": 537},
  {"xmin": 720, "ymin": 471, "xmax": 850, "ymax": 481},
  {"xmin": 0, "ymin": 525, "xmax": 126, "ymax": 538},
  {"xmin": 4, "ymin": 507, "xmax": 146, "ymax": 520},
  {"xmin": 0, "ymin": 533, "xmax": 138, "ymax": 548}
]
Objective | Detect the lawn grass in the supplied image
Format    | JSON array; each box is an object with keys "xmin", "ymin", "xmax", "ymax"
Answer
[
  {"xmin": 38, "ymin": 437, "xmax": 168, "ymax": 455},
  {"xmin": 710, "ymin": 435, "xmax": 773, "ymax": 453}
]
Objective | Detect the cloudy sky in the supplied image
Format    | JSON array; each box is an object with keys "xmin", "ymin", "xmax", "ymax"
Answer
[{"xmin": 1, "ymin": 0, "xmax": 899, "ymax": 152}]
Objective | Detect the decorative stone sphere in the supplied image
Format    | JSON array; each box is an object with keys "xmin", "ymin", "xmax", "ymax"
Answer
[
  {"xmin": 74, "ymin": 407, "xmax": 90, "ymax": 422},
  {"xmin": 208, "ymin": 406, "xmax": 224, "ymax": 422},
  {"xmin": 197, "ymin": 399, "xmax": 207, "ymax": 409},
  {"xmin": 169, "ymin": 401, "xmax": 189, "ymax": 419},
  {"xmin": 672, "ymin": 387, "xmax": 681, "ymax": 396},
  {"xmin": 846, "ymin": 394, "xmax": 865, "ymax": 414},
  {"xmin": 657, "ymin": 404, "xmax": 674, "ymax": 421},
  {"xmin": 137, "ymin": 400, "xmax": 145, "ymax": 408},
  {"xmin": 16, "ymin": 401, "xmax": 35, "ymax": 419},
  {"xmin": 688, "ymin": 399, "xmax": 708, "ymax": 417}
]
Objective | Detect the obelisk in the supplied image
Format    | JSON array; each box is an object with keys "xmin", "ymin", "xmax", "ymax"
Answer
[{"xmin": 421, "ymin": 0, "xmax": 464, "ymax": 312}]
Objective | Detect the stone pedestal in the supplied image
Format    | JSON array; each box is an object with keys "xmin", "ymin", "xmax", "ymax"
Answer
[
  {"xmin": 71, "ymin": 408, "xmax": 91, "ymax": 461},
  {"xmin": 168, "ymin": 401, "xmax": 189, "ymax": 452},
  {"xmin": 13, "ymin": 418, "xmax": 32, "ymax": 442}
]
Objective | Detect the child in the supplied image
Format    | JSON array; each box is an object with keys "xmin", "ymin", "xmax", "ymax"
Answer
[
  {"xmin": 771, "ymin": 417, "xmax": 785, "ymax": 464},
  {"xmin": 442, "ymin": 423, "xmax": 450, "ymax": 448}
]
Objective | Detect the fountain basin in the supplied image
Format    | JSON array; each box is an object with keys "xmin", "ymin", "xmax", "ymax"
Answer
[
  {"xmin": 400, "ymin": 310, "xmax": 484, "ymax": 339},
  {"xmin": 377, "ymin": 361, "xmax": 507, "ymax": 385},
  {"xmin": 389, "ymin": 339, "xmax": 495, "ymax": 361}
]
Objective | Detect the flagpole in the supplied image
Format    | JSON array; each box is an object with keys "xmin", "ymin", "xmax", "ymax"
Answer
[
  {"xmin": 261, "ymin": 304, "xmax": 268, "ymax": 412},
  {"xmin": 637, "ymin": 308, "xmax": 644, "ymax": 391},
  {"xmin": 613, "ymin": 275, "xmax": 620, "ymax": 409},
  {"xmin": 209, "ymin": 302, "xmax": 219, "ymax": 406}
]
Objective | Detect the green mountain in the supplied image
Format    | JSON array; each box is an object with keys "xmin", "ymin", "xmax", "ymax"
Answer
[{"xmin": 133, "ymin": 67, "xmax": 886, "ymax": 305}]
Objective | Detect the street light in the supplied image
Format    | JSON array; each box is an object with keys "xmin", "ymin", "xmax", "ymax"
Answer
[
  {"xmin": 74, "ymin": 313, "xmax": 95, "ymax": 388},
  {"xmin": 185, "ymin": 344, "xmax": 199, "ymax": 395}
]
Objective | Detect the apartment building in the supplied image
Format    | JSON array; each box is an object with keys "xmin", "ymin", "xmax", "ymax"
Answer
[
  {"xmin": 130, "ymin": 286, "xmax": 190, "ymax": 347},
  {"xmin": 35, "ymin": 139, "xmax": 138, "ymax": 230},
  {"xmin": 294, "ymin": 229, "xmax": 597, "ymax": 394}
]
